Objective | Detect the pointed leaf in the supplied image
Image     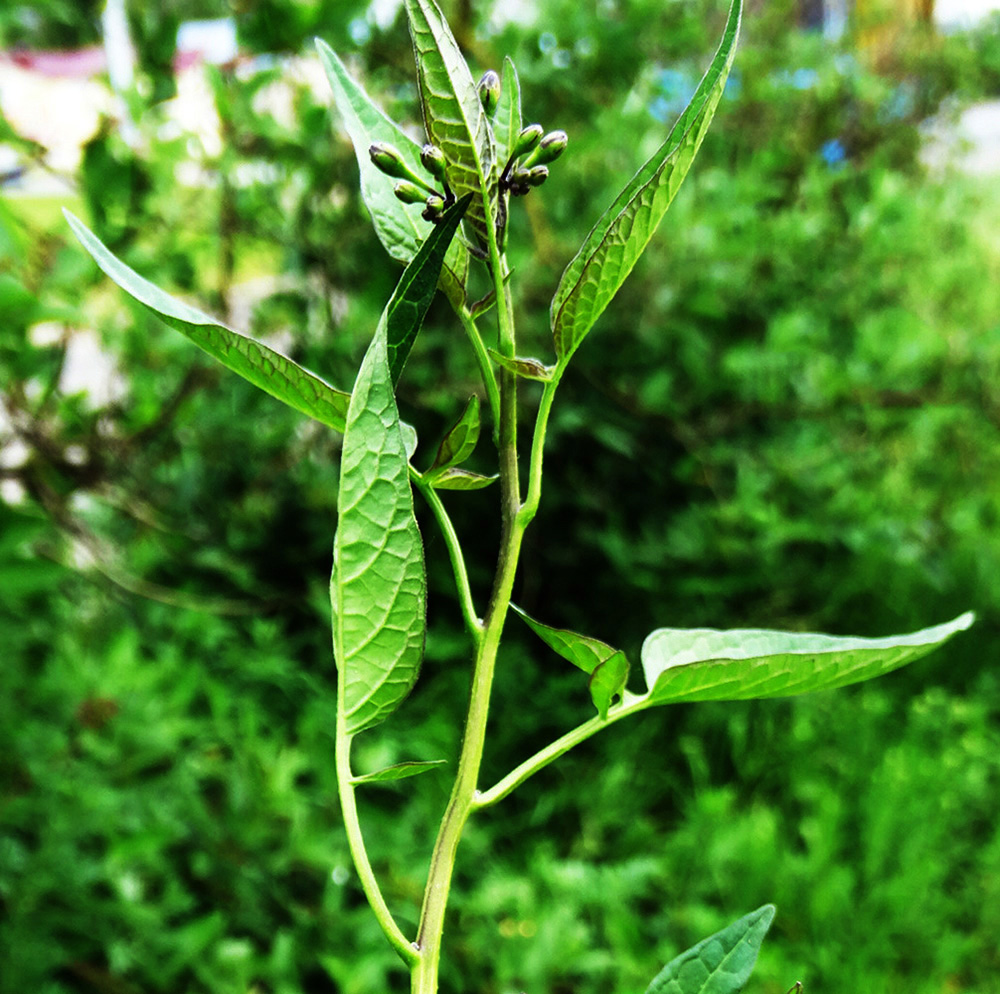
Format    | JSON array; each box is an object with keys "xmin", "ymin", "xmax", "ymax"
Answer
[
  {"xmin": 65, "ymin": 210, "xmax": 350, "ymax": 431},
  {"xmin": 493, "ymin": 56, "xmax": 523, "ymax": 167},
  {"xmin": 316, "ymin": 39, "xmax": 469, "ymax": 308},
  {"xmin": 645, "ymin": 905, "xmax": 775, "ymax": 994},
  {"xmin": 428, "ymin": 467, "xmax": 498, "ymax": 490},
  {"xmin": 385, "ymin": 194, "xmax": 471, "ymax": 385},
  {"xmin": 488, "ymin": 349, "xmax": 555, "ymax": 382},
  {"xmin": 642, "ymin": 612, "xmax": 974, "ymax": 706},
  {"xmin": 428, "ymin": 395, "xmax": 480, "ymax": 474},
  {"xmin": 512, "ymin": 605, "xmax": 629, "ymax": 718},
  {"xmin": 333, "ymin": 324, "xmax": 426, "ymax": 735},
  {"xmin": 404, "ymin": 0, "xmax": 497, "ymax": 246},
  {"xmin": 550, "ymin": 0, "xmax": 742, "ymax": 363},
  {"xmin": 351, "ymin": 759, "xmax": 446, "ymax": 784}
]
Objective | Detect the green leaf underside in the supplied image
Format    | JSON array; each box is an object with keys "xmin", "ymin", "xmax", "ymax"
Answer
[
  {"xmin": 64, "ymin": 210, "xmax": 350, "ymax": 431},
  {"xmin": 333, "ymin": 327, "xmax": 426, "ymax": 735},
  {"xmin": 351, "ymin": 759, "xmax": 446, "ymax": 784},
  {"xmin": 429, "ymin": 467, "xmax": 497, "ymax": 490},
  {"xmin": 512, "ymin": 606, "xmax": 629, "ymax": 719},
  {"xmin": 642, "ymin": 612, "xmax": 974, "ymax": 706},
  {"xmin": 385, "ymin": 194, "xmax": 471, "ymax": 385},
  {"xmin": 493, "ymin": 56, "xmax": 523, "ymax": 166},
  {"xmin": 316, "ymin": 39, "xmax": 468, "ymax": 308},
  {"xmin": 429, "ymin": 395, "xmax": 480, "ymax": 473},
  {"xmin": 550, "ymin": 0, "xmax": 742, "ymax": 363},
  {"xmin": 488, "ymin": 349, "xmax": 554, "ymax": 381},
  {"xmin": 644, "ymin": 905, "xmax": 775, "ymax": 994},
  {"xmin": 405, "ymin": 0, "xmax": 496, "ymax": 246}
]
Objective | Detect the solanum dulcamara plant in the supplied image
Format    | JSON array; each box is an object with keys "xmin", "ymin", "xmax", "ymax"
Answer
[{"xmin": 65, "ymin": 0, "xmax": 974, "ymax": 990}]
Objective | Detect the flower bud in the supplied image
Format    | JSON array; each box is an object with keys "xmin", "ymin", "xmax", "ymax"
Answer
[
  {"xmin": 420, "ymin": 144, "xmax": 447, "ymax": 182},
  {"xmin": 477, "ymin": 70, "xmax": 501, "ymax": 114},
  {"xmin": 422, "ymin": 194, "xmax": 446, "ymax": 221},
  {"xmin": 511, "ymin": 123, "xmax": 543, "ymax": 159},
  {"xmin": 393, "ymin": 180, "xmax": 428, "ymax": 205},
  {"xmin": 369, "ymin": 142, "xmax": 409, "ymax": 179},
  {"xmin": 525, "ymin": 130, "xmax": 568, "ymax": 167},
  {"xmin": 508, "ymin": 170, "xmax": 531, "ymax": 196},
  {"xmin": 526, "ymin": 164, "xmax": 549, "ymax": 187}
]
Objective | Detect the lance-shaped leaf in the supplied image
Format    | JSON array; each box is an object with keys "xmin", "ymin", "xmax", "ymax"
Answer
[
  {"xmin": 351, "ymin": 759, "xmax": 446, "ymax": 784},
  {"xmin": 64, "ymin": 210, "xmax": 350, "ymax": 431},
  {"xmin": 316, "ymin": 39, "xmax": 469, "ymax": 308},
  {"xmin": 404, "ymin": 0, "xmax": 497, "ymax": 247},
  {"xmin": 385, "ymin": 194, "xmax": 471, "ymax": 385},
  {"xmin": 641, "ymin": 611, "xmax": 974, "ymax": 706},
  {"xmin": 427, "ymin": 395, "xmax": 480, "ymax": 474},
  {"xmin": 493, "ymin": 56, "xmax": 523, "ymax": 167},
  {"xmin": 429, "ymin": 467, "xmax": 497, "ymax": 491},
  {"xmin": 644, "ymin": 905, "xmax": 775, "ymax": 994},
  {"xmin": 333, "ymin": 320, "xmax": 426, "ymax": 735},
  {"xmin": 550, "ymin": 0, "xmax": 742, "ymax": 363},
  {"xmin": 512, "ymin": 606, "xmax": 629, "ymax": 719}
]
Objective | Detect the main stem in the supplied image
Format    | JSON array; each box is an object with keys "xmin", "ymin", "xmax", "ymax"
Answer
[{"xmin": 412, "ymin": 232, "xmax": 522, "ymax": 994}]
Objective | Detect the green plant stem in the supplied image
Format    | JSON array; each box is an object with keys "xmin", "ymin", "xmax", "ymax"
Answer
[
  {"xmin": 519, "ymin": 368, "xmax": 563, "ymax": 524},
  {"xmin": 412, "ymin": 471, "xmax": 484, "ymax": 641},
  {"xmin": 334, "ymin": 722, "xmax": 420, "ymax": 967},
  {"xmin": 457, "ymin": 306, "xmax": 501, "ymax": 430},
  {"xmin": 474, "ymin": 692, "xmax": 649, "ymax": 808}
]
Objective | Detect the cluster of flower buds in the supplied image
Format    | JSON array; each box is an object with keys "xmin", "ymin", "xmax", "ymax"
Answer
[
  {"xmin": 368, "ymin": 141, "xmax": 455, "ymax": 222},
  {"xmin": 500, "ymin": 124, "xmax": 567, "ymax": 197}
]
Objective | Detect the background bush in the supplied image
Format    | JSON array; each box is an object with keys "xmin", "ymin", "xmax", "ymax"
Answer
[{"xmin": 2, "ymin": 1, "xmax": 999, "ymax": 992}]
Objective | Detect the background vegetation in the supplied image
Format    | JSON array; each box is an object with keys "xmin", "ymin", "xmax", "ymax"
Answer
[{"xmin": 2, "ymin": 0, "xmax": 1000, "ymax": 992}]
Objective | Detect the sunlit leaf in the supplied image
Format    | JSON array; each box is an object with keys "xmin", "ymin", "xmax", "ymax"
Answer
[
  {"xmin": 428, "ymin": 395, "xmax": 480, "ymax": 474},
  {"xmin": 642, "ymin": 612, "xmax": 974, "ymax": 705},
  {"xmin": 65, "ymin": 209, "xmax": 351, "ymax": 431},
  {"xmin": 333, "ymin": 319, "xmax": 426, "ymax": 735},
  {"xmin": 550, "ymin": 0, "xmax": 742, "ymax": 363},
  {"xmin": 404, "ymin": 0, "xmax": 497, "ymax": 247},
  {"xmin": 385, "ymin": 194, "xmax": 471, "ymax": 385},
  {"xmin": 351, "ymin": 759, "xmax": 447, "ymax": 784},
  {"xmin": 644, "ymin": 905, "xmax": 775, "ymax": 994},
  {"xmin": 316, "ymin": 39, "xmax": 469, "ymax": 308},
  {"xmin": 512, "ymin": 605, "xmax": 629, "ymax": 718},
  {"xmin": 493, "ymin": 56, "xmax": 522, "ymax": 167}
]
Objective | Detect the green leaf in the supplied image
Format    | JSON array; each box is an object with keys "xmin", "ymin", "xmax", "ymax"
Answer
[
  {"xmin": 549, "ymin": 0, "xmax": 742, "ymax": 363},
  {"xmin": 644, "ymin": 905, "xmax": 775, "ymax": 994},
  {"xmin": 493, "ymin": 56, "xmax": 523, "ymax": 167},
  {"xmin": 64, "ymin": 209, "xmax": 351, "ymax": 432},
  {"xmin": 642, "ymin": 612, "xmax": 974, "ymax": 706},
  {"xmin": 428, "ymin": 395, "xmax": 480, "ymax": 474},
  {"xmin": 428, "ymin": 467, "xmax": 498, "ymax": 490},
  {"xmin": 511, "ymin": 605, "xmax": 629, "ymax": 719},
  {"xmin": 333, "ymin": 324, "xmax": 426, "ymax": 736},
  {"xmin": 385, "ymin": 194, "xmax": 472, "ymax": 385},
  {"xmin": 316, "ymin": 39, "xmax": 469, "ymax": 308},
  {"xmin": 404, "ymin": 0, "xmax": 497, "ymax": 246},
  {"xmin": 351, "ymin": 759, "xmax": 446, "ymax": 784},
  {"xmin": 488, "ymin": 349, "xmax": 555, "ymax": 382}
]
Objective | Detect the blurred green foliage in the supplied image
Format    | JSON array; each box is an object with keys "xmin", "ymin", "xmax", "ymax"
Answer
[{"xmin": 2, "ymin": 1, "xmax": 1000, "ymax": 992}]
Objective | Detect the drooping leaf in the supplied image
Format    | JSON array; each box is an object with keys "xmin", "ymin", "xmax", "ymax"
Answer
[
  {"xmin": 316, "ymin": 39, "xmax": 469, "ymax": 308},
  {"xmin": 512, "ymin": 606, "xmax": 629, "ymax": 719},
  {"xmin": 488, "ymin": 349, "xmax": 555, "ymax": 382},
  {"xmin": 644, "ymin": 905, "xmax": 775, "ymax": 994},
  {"xmin": 493, "ymin": 56, "xmax": 523, "ymax": 167},
  {"xmin": 333, "ymin": 326, "xmax": 426, "ymax": 736},
  {"xmin": 428, "ymin": 467, "xmax": 497, "ymax": 490},
  {"xmin": 642, "ymin": 612, "xmax": 974, "ymax": 706},
  {"xmin": 351, "ymin": 759, "xmax": 447, "ymax": 784},
  {"xmin": 550, "ymin": 0, "xmax": 742, "ymax": 363},
  {"xmin": 64, "ymin": 210, "xmax": 351, "ymax": 431},
  {"xmin": 385, "ymin": 194, "xmax": 471, "ymax": 385},
  {"xmin": 404, "ymin": 0, "xmax": 497, "ymax": 247},
  {"xmin": 428, "ymin": 395, "xmax": 480, "ymax": 474}
]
